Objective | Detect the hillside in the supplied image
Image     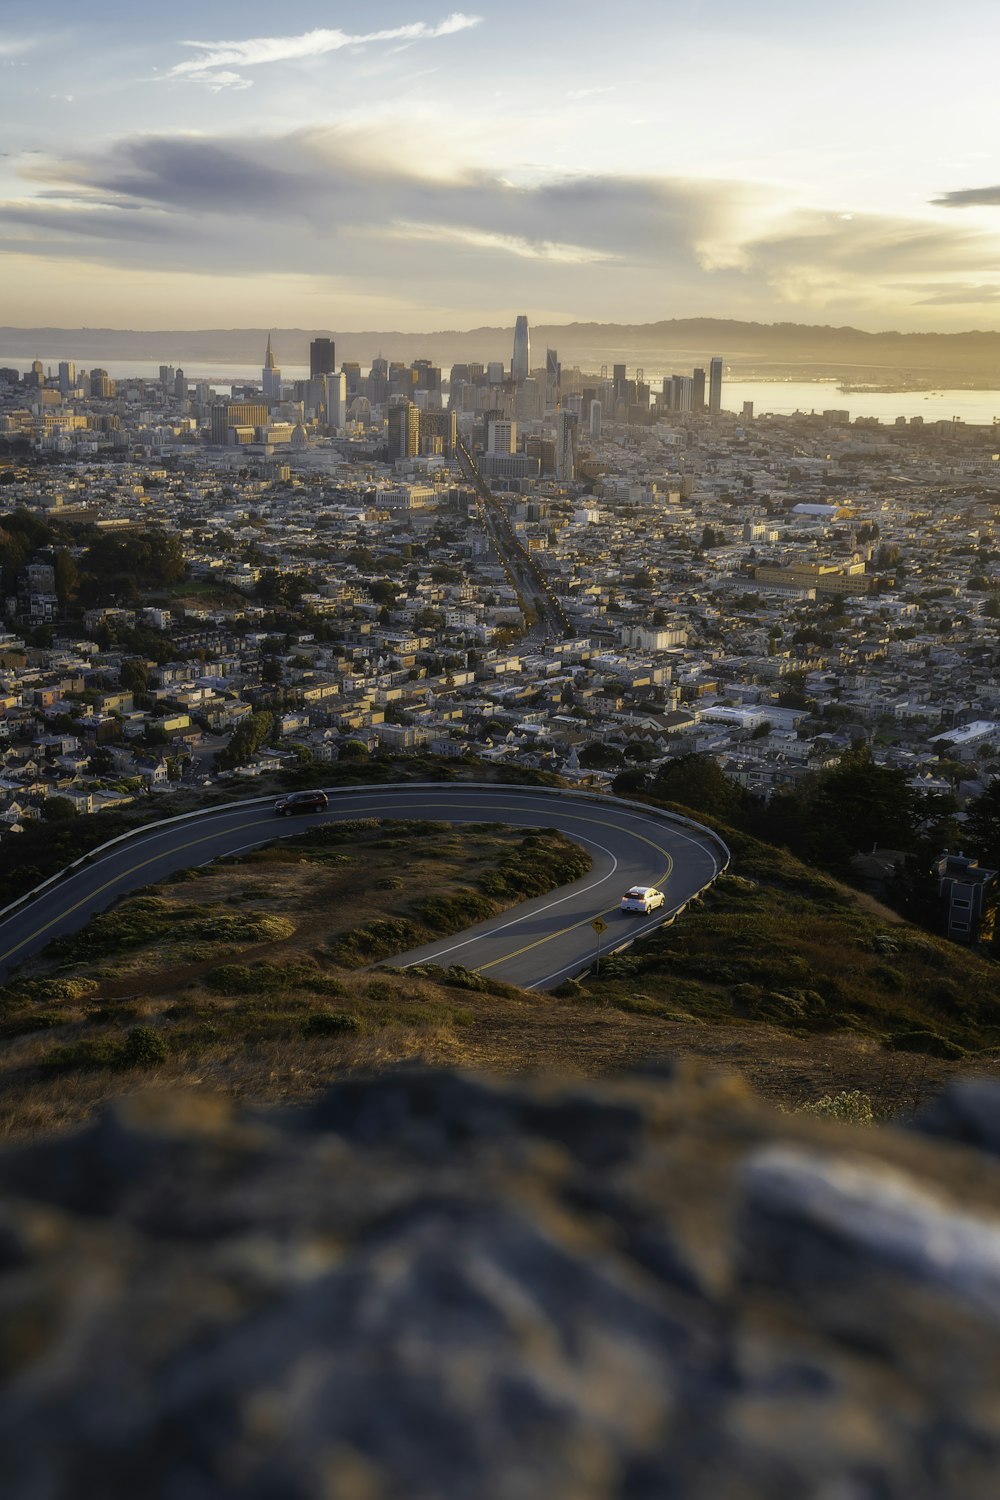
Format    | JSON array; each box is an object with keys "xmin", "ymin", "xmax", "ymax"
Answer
[
  {"xmin": 4, "ymin": 318, "xmax": 1000, "ymax": 383},
  {"xmin": 0, "ymin": 812, "xmax": 997, "ymax": 1141}
]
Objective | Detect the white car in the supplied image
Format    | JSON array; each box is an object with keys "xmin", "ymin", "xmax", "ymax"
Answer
[{"xmin": 620, "ymin": 885, "xmax": 666, "ymax": 914}]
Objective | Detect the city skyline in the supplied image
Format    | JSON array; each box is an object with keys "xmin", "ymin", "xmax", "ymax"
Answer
[{"xmin": 1, "ymin": 1, "xmax": 1000, "ymax": 332}]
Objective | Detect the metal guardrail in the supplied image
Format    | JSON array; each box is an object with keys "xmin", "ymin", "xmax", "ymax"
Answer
[{"xmin": 0, "ymin": 782, "xmax": 732, "ymax": 940}]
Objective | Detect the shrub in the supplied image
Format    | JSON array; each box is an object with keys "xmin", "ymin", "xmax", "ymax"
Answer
[
  {"xmin": 887, "ymin": 1029, "xmax": 967, "ymax": 1060},
  {"xmin": 302, "ymin": 1010, "xmax": 361, "ymax": 1037},
  {"xmin": 799, "ymin": 1091, "xmax": 875, "ymax": 1126},
  {"xmin": 122, "ymin": 1025, "xmax": 169, "ymax": 1068}
]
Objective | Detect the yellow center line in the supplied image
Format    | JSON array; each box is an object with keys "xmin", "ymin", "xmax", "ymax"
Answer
[
  {"xmin": 0, "ymin": 795, "xmax": 689, "ymax": 975},
  {"xmin": 474, "ymin": 852, "xmax": 673, "ymax": 974},
  {"xmin": 0, "ymin": 816, "xmax": 280, "ymax": 967}
]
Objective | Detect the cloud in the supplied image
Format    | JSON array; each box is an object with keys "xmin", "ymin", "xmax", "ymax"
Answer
[
  {"xmin": 169, "ymin": 14, "xmax": 482, "ymax": 89},
  {"xmin": 0, "ymin": 36, "xmax": 37, "ymax": 58},
  {"xmin": 6, "ymin": 127, "xmax": 1000, "ymax": 327},
  {"xmin": 913, "ymin": 282, "xmax": 1000, "ymax": 305},
  {"xmin": 934, "ymin": 186, "xmax": 1000, "ymax": 209}
]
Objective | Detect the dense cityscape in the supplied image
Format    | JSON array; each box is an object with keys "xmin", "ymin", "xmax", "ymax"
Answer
[{"xmin": 1, "ymin": 316, "xmax": 999, "ymax": 935}]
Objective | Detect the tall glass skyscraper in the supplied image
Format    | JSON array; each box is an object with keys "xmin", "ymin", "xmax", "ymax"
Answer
[
  {"xmin": 512, "ymin": 315, "xmax": 530, "ymax": 384},
  {"xmin": 709, "ymin": 356, "xmax": 724, "ymax": 415}
]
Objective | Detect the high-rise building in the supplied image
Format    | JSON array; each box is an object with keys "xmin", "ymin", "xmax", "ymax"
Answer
[
  {"xmin": 613, "ymin": 364, "xmax": 627, "ymax": 397},
  {"xmin": 545, "ymin": 347, "xmax": 560, "ymax": 406},
  {"xmin": 89, "ymin": 369, "xmax": 115, "ymax": 399},
  {"xmin": 387, "ymin": 401, "xmax": 420, "ymax": 462},
  {"xmin": 57, "ymin": 361, "xmax": 75, "ymax": 396},
  {"xmin": 159, "ymin": 365, "xmax": 176, "ymax": 389},
  {"xmin": 692, "ymin": 368, "xmax": 706, "ymax": 413},
  {"xmin": 420, "ymin": 408, "xmax": 457, "ymax": 457},
  {"xmin": 262, "ymin": 335, "xmax": 281, "ymax": 402},
  {"xmin": 310, "ymin": 337, "xmax": 336, "ymax": 378},
  {"xmin": 209, "ymin": 401, "xmax": 268, "ymax": 444},
  {"xmin": 488, "ymin": 419, "xmax": 516, "ymax": 455},
  {"xmin": 589, "ymin": 399, "xmax": 602, "ymax": 441},
  {"xmin": 709, "ymin": 357, "xmax": 723, "ymax": 415},
  {"xmin": 325, "ymin": 371, "xmax": 347, "ymax": 429},
  {"xmin": 174, "ymin": 369, "xmax": 187, "ymax": 400},
  {"xmin": 511, "ymin": 315, "xmax": 530, "ymax": 384},
  {"xmin": 555, "ymin": 409, "xmax": 576, "ymax": 482}
]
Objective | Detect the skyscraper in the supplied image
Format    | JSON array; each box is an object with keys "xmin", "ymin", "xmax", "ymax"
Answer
[
  {"xmin": 589, "ymin": 399, "xmax": 602, "ymax": 441},
  {"xmin": 58, "ymin": 361, "xmax": 75, "ymax": 396},
  {"xmin": 325, "ymin": 371, "xmax": 347, "ymax": 430},
  {"xmin": 310, "ymin": 337, "xmax": 336, "ymax": 378},
  {"xmin": 512, "ymin": 315, "xmax": 530, "ymax": 384},
  {"xmin": 262, "ymin": 335, "xmax": 282, "ymax": 402},
  {"xmin": 692, "ymin": 368, "xmax": 706, "ymax": 413},
  {"xmin": 709, "ymin": 357, "xmax": 723, "ymax": 415},
  {"xmin": 555, "ymin": 409, "xmax": 576, "ymax": 482},
  {"xmin": 387, "ymin": 401, "xmax": 420, "ymax": 462},
  {"xmin": 545, "ymin": 347, "xmax": 560, "ymax": 406}
]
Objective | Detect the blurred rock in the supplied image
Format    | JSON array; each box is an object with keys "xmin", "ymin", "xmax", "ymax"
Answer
[{"xmin": 1, "ymin": 1064, "xmax": 1000, "ymax": 1497}]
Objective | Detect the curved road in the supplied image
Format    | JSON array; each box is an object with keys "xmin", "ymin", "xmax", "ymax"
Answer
[{"xmin": 0, "ymin": 788, "xmax": 725, "ymax": 991}]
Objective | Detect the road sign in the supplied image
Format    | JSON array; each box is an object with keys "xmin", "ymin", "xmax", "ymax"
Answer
[{"xmin": 590, "ymin": 916, "xmax": 608, "ymax": 935}]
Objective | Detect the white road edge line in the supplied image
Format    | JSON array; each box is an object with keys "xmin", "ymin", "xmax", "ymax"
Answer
[
  {"xmin": 528, "ymin": 862, "xmax": 720, "ymax": 990},
  {"xmin": 397, "ymin": 834, "xmax": 621, "ymax": 967}
]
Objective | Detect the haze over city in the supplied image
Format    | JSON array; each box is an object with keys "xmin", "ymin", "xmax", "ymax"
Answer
[{"xmin": 3, "ymin": 0, "xmax": 1000, "ymax": 331}]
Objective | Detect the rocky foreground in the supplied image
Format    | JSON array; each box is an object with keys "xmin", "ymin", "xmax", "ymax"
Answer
[{"xmin": 3, "ymin": 1065, "xmax": 1000, "ymax": 1498}]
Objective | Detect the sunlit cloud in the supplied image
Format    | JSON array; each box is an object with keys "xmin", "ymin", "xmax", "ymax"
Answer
[
  {"xmin": 386, "ymin": 221, "xmax": 614, "ymax": 264},
  {"xmin": 169, "ymin": 14, "xmax": 482, "ymax": 89},
  {"xmin": 6, "ymin": 124, "xmax": 1000, "ymax": 329}
]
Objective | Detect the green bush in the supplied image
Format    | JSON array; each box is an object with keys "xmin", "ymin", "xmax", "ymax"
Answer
[
  {"xmin": 302, "ymin": 1010, "xmax": 361, "ymax": 1036},
  {"xmin": 122, "ymin": 1025, "xmax": 169, "ymax": 1068},
  {"xmin": 887, "ymin": 1029, "xmax": 967, "ymax": 1060}
]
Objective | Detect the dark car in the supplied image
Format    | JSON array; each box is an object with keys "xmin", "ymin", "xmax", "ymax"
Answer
[{"xmin": 273, "ymin": 790, "xmax": 329, "ymax": 817}]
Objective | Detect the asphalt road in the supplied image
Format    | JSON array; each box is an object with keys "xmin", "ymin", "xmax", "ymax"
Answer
[{"xmin": 0, "ymin": 787, "xmax": 725, "ymax": 990}]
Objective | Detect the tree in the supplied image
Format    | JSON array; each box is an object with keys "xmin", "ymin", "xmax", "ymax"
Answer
[
  {"xmin": 652, "ymin": 754, "xmax": 739, "ymax": 817},
  {"xmin": 217, "ymin": 711, "xmax": 274, "ymax": 770},
  {"xmin": 120, "ymin": 659, "xmax": 150, "ymax": 696},
  {"xmin": 578, "ymin": 741, "xmax": 625, "ymax": 770},
  {"xmin": 338, "ymin": 739, "xmax": 368, "ymax": 760},
  {"xmin": 965, "ymin": 778, "xmax": 1000, "ymax": 869},
  {"xmin": 41, "ymin": 796, "xmax": 78, "ymax": 822}
]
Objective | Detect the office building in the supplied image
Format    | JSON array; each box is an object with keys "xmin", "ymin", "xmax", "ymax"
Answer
[
  {"xmin": 262, "ymin": 335, "xmax": 282, "ymax": 402},
  {"xmin": 310, "ymin": 337, "xmax": 336, "ymax": 378},
  {"xmin": 589, "ymin": 399, "xmax": 602, "ymax": 441},
  {"xmin": 209, "ymin": 401, "xmax": 268, "ymax": 445},
  {"xmin": 324, "ymin": 372, "xmax": 347, "ymax": 429},
  {"xmin": 555, "ymin": 409, "xmax": 576, "ymax": 482},
  {"xmin": 174, "ymin": 369, "xmax": 187, "ymax": 400},
  {"xmin": 387, "ymin": 401, "xmax": 420, "ymax": 462},
  {"xmin": 89, "ymin": 369, "xmax": 115, "ymax": 399},
  {"xmin": 58, "ymin": 361, "xmax": 75, "ymax": 396},
  {"xmin": 692, "ymin": 368, "xmax": 706, "ymax": 413},
  {"xmin": 709, "ymin": 356, "xmax": 724, "ymax": 415},
  {"xmin": 420, "ymin": 408, "xmax": 457, "ymax": 457},
  {"xmin": 511, "ymin": 315, "xmax": 530, "ymax": 384},
  {"xmin": 488, "ymin": 419, "xmax": 516, "ymax": 455}
]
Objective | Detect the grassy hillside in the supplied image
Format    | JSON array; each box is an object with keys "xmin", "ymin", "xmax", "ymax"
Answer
[
  {"xmin": 570, "ymin": 821, "xmax": 999, "ymax": 1064},
  {"xmin": 0, "ymin": 812, "xmax": 997, "ymax": 1141}
]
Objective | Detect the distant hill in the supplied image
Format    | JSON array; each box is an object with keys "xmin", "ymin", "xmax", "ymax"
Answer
[{"xmin": 3, "ymin": 318, "xmax": 1000, "ymax": 383}]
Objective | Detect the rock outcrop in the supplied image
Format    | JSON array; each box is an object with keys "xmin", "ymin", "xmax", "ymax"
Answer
[{"xmin": 2, "ymin": 1064, "xmax": 1000, "ymax": 1498}]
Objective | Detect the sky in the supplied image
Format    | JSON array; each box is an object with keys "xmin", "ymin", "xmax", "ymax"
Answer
[{"xmin": 2, "ymin": 0, "xmax": 1000, "ymax": 333}]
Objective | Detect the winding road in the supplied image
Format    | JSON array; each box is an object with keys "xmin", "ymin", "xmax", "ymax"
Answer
[{"xmin": 0, "ymin": 786, "xmax": 727, "ymax": 990}]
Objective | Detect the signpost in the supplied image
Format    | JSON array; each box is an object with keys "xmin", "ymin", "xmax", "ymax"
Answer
[{"xmin": 590, "ymin": 915, "xmax": 608, "ymax": 975}]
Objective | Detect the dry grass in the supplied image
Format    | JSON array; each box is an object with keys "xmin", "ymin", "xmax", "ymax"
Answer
[{"xmin": 2, "ymin": 815, "xmax": 998, "ymax": 1142}]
